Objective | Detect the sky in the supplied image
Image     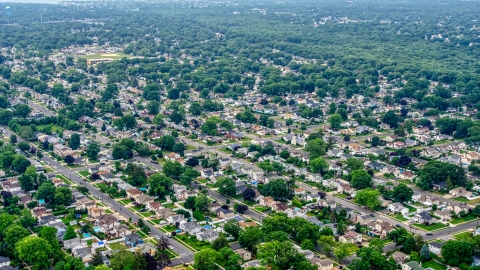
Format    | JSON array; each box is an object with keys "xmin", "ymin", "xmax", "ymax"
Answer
[{"xmin": 0, "ymin": 0, "xmax": 60, "ymax": 3}]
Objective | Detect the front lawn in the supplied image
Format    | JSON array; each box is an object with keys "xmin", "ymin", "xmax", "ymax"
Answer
[
  {"xmin": 176, "ymin": 234, "xmax": 212, "ymax": 251},
  {"xmin": 254, "ymin": 206, "xmax": 269, "ymax": 212},
  {"xmin": 388, "ymin": 213, "xmax": 408, "ymax": 221},
  {"xmin": 105, "ymin": 209, "xmax": 114, "ymax": 214},
  {"xmin": 150, "ymin": 219, "xmax": 162, "ymax": 224},
  {"xmin": 413, "ymin": 223, "xmax": 448, "ymax": 231},
  {"xmin": 452, "ymin": 231, "xmax": 472, "ymax": 240},
  {"xmin": 119, "ymin": 199, "xmax": 131, "ymax": 205},
  {"xmin": 335, "ymin": 193, "xmax": 347, "ymax": 199},
  {"xmin": 452, "ymin": 197, "xmax": 469, "ymax": 203},
  {"xmin": 78, "ymin": 171, "xmax": 90, "ymax": 177},
  {"xmin": 451, "ymin": 215, "xmax": 477, "ymax": 225},
  {"xmin": 163, "ymin": 225, "xmax": 178, "ymax": 232},
  {"xmin": 140, "ymin": 212, "xmax": 155, "ymax": 217},
  {"xmin": 422, "ymin": 260, "xmax": 447, "ymax": 270},
  {"xmin": 405, "ymin": 205, "xmax": 417, "ymax": 213}
]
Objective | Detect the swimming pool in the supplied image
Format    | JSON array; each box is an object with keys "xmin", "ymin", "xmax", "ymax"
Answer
[
  {"xmin": 83, "ymin": 233, "xmax": 91, "ymax": 237},
  {"xmin": 93, "ymin": 227, "xmax": 101, "ymax": 232},
  {"xmin": 204, "ymin": 225, "xmax": 212, "ymax": 229}
]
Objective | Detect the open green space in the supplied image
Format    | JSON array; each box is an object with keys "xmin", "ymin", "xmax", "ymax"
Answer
[
  {"xmin": 78, "ymin": 171, "xmax": 90, "ymax": 177},
  {"xmin": 388, "ymin": 213, "xmax": 408, "ymax": 222},
  {"xmin": 451, "ymin": 215, "xmax": 477, "ymax": 225},
  {"xmin": 422, "ymin": 260, "xmax": 447, "ymax": 270},
  {"xmin": 452, "ymin": 197, "xmax": 469, "ymax": 203},
  {"xmin": 405, "ymin": 205, "xmax": 417, "ymax": 213},
  {"xmin": 108, "ymin": 242, "xmax": 125, "ymax": 250},
  {"xmin": 176, "ymin": 234, "xmax": 212, "ymax": 251},
  {"xmin": 140, "ymin": 212, "xmax": 155, "ymax": 217},
  {"xmin": 452, "ymin": 231, "xmax": 472, "ymax": 240},
  {"xmin": 413, "ymin": 223, "xmax": 448, "ymax": 231}
]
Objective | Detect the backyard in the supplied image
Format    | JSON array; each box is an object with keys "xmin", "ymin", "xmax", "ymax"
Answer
[{"xmin": 422, "ymin": 260, "xmax": 447, "ymax": 270}]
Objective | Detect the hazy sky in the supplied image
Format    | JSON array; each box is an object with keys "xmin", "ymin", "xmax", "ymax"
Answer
[{"xmin": 0, "ymin": 0, "xmax": 60, "ymax": 3}]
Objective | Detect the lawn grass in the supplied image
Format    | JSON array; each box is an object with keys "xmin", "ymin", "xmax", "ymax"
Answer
[
  {"xmin": 452, "ymin": 197, "xmax": 469, "ymax": 203},
  {"xmin": 163, "ymin": 203, "xmax": 174, "ymax": 209},
  {"xmin": 197, "ymin": 179, "xmax": 209, "ymax": 184},
  {"xmin": 108, "ymin": 242, "xmax": 125, "ymax": 250},
  {"xmin": 413, "ymin": 223, "xmax": 448, "ymax": 231},
  {"xmin": 451, "ymin": 215, "xmax": 477, "ymax": 225},
  {"xmin": 56, "ymin": 174, "xmax": 75, "ymax": 185},
  {"xmin": 106, "ymin": 209, "xmax": 114, "ymax": 214},
  {"xmin": 176, "ymin": 234, "xmax": 212, "ymax": 251},
  {"xmin": 119, "ymin": 199, "xmax": 131, "ymax": 205},
  {"xmin": 78, "ymin": 171, "xmax": 90, "ymax": 177},
  {"xmin": 422, "ymin": 260, "xmax": 447, "ymax": 270},
  {"xmin": 388, "ymin": 213, "xmax": 408, "ymax": 221},
  {"xmin": 452, "ymin": 231, "xmax": 472, "ymax": 240},
  {"xmin": 335, "ymin": 193, "xmax": 347, "ymax": 199},
  {"xmin": 151, "ymin": 219, "xmax": 162, "ymax": 224},
  {"xmin": 405, "ymin": 205, "xmax": 417, "ymax": 213},
  {"xmin": 140, "ymin": 212, "xmax": 155, "ymax": 217},
  {"xmin": 137, "ymin": 230, "xmax": 149, "ymax": 238},
  {"xmin": 254, "ymin": 206, "xmax": 269, "ymax": 212},
  {"xmin": 163, "ymin": 225, "xmax": 178, "ymax": 232}
]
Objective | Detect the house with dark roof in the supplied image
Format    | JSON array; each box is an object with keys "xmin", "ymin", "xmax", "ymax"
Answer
[{"xmin": 124, "ymin": 233, "xmax": 143, "ymax": 248}]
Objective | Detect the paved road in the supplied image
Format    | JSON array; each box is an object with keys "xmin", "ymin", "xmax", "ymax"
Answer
[
  {"xmin": 1, "ymin": 126, "xmax": 194, "ymax": 266},
  {"xmin": 27, "ymin": 99, "xmax": 57, "ymax": 117}
]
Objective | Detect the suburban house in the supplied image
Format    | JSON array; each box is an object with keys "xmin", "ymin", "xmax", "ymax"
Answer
[
  {"xmin": 387, "ymin": 203, "xmax": 409, "ymax": 216},
  {"xmin": 402, "ymin": 261, "xmax": 425, "ymax": 270},
  {"xmin": 196, "ymin": 230, "xmax": 219, "ymax": 243},
  {"xmin": 339, "ymin": 231, "xmax": 362, "ymax": 244},
  {"xmin": 428, "ymin": 242, "xmax": 445, "ymax": 255},
  {"xmin": 216, "ymin": 208, "xmax": 234, "ymax": 219},
  {"xmin": 124, "ymin": 233, "xmax": 144, "ymax": 248},
  {"xmin": 392, "ymin": 251, "xmax": 409, "ymax": 264},
  {"xmin": 126, "ymin": 188, "xmax": 143, "ymax": 199},
  {"xmin": 317, "ymin": 259, "xmax": 334, "ymax": 270},
  {"xmin": 95, "ymin": 214, "xmax": 120, "ymax": 230},
  {"xmin": 413, "ymin": 212, "xmax": 437, "ymax": 225},
  {"xmin": 433, "ymin": 210, "xmax": 452, "ymax": 221},
  {"xmin": 234, "ymin": 249, "xmax": 252, "ymax": 261}
]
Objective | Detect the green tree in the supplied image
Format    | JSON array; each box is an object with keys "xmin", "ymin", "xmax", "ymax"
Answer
[
  {"xmin": 15, "ymin": 104, "xmax": 32, "ymax": 118},
  {"xmin": 194, "ymin": 248, "xmax": 218, "ymax": 270},
  {"xmin": 69, "ymin": 133, "xmax": 81, "ymax": 150},
  {"xmin": 346, "ymin": 158, "xmax": 364, "ymax": 170},
  {"xmin": 216, "ymin": 177, "xmax": 237, "ymax": 196},
  {"xmin": 86, "ymin": 143, "xmax": 100, "ymax": 160},
  {"xmin": 329, "ymin": 114, "xmax": 343, "ymax": 129},
  {"xmin": 382, "ymin": 110, "xmax": 400, "ymax": 128},
  {"xmin": 371, "ymin": 136, "xmax": 380, "ymax": 146},
  {"xmin": 15, "ymin": 236, "xmax": 54, "ymax": 270},
  {"xmin": 261, "ymin": 179, "xmax": 292, "ymax": 201},
  {"xmin": 90, "ymin": 248, "xmax": 104, "ymax": 266},
  {"xmin": 257, "ymin": 240, "xmax": 314, "ymax": 270},
  {"xmin": 441, "ymin": 240, "xmax": 473, "ymax": 266},
  {"xmin": 350, "ymin": 169, "xmax": 373, "ymax": 189},
  {"xmin": 162, "ymin": 160, "xmax": 184, "ymax": 180},
  {"xmin": 54, "ymin": 187, "xmax": 73, "ymax": 206},
  {"xmin": 355, "ymin": 188, "xmax": 380, "ymax": 210},
  {"xmin": 239, "ymin": 226, "xmax": 264, "ymax": 252},
  {"xmin": 36, "ymin": 181, "xmax": 56, "ymax": 205},
  {"xmin": 212, "ymin": 235, "xmax": 229, "ymax": 251},
  {"xmin": 224, "ymin": 219, "xmax": 241, "ymax": 240},
  {"xmin": 310, "ymin": 157, "xmax": 329, "ymax": 174},
  {"xmin": 369, "ymin": 238, "xmax": 385, "ymax": 253},
  {"xmin": 110, "ymin": 249, "xmax": 136, "ymax": 270},
  {"xmin": 335, "ymin": 243, "xmax": 351, "ymax": 264},
  {"xmin": 63, "ymin": 226, "xmax": 77, "ymax": 240},
  {"xmin": 5, "ymin": 224, "xmax": 30, "ymax": 252},
  {"xmin": 392, "ymin": 184, "xmax": 414, "ymax": 203},
  {"xmin": 147, "ymin": 173, "xmax": 173, "ymax": 197},
  {"xmin": 195, "ymin": 194, "xmax": 210, "ymax": 213},
  {"xmin": 420, "ymin": 244, "xmax": 430, "ymax": 261},
  {"xmin": 304, "ymin": 138, "xmax": 327, "ymax": 156}
]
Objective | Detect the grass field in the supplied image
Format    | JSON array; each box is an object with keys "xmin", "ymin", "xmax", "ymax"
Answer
[
  {"xmin": 405, "ymin": 205, "xmax": 417, "ymax": 213},
  {"xmin": 413, "ymin": 223, "xmax": 448, "ymax": 231},
  {"xmin": 451, "ymin": 215, "xmax": 477, "ymax": 225},
  {"xmin": 452, "ymin": 197, "xmax": 469, "ymax": 203},
  {"xmin": 452, "ymin": 231, "xmax": 472, "ymax": 240},
  {"xmin": 79, "ymin": 53, "xmax": 131, "ymax": 60},
  {"xmin": 388, "ymin": 213, "xmax": 408, "ymax": 222},
  {"xmin": 422, "ymin": 260, "xmax": 446, "ymax": 270},
  {"xmin": 78, "ymin": 171, "xmax": 90, "ymax": 177}
]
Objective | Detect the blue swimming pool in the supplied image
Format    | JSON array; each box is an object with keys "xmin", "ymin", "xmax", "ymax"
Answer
[
  {"xmin": 83, "ymin": 233, "xmax": 91, "ymax": 237},
  {"xmin": 93, "ymin": 227, "xmax": 101, "ymax": 232},
  {"xmin": 204, "ymin": 225, "xmax": 212, "ymax": 229}
]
